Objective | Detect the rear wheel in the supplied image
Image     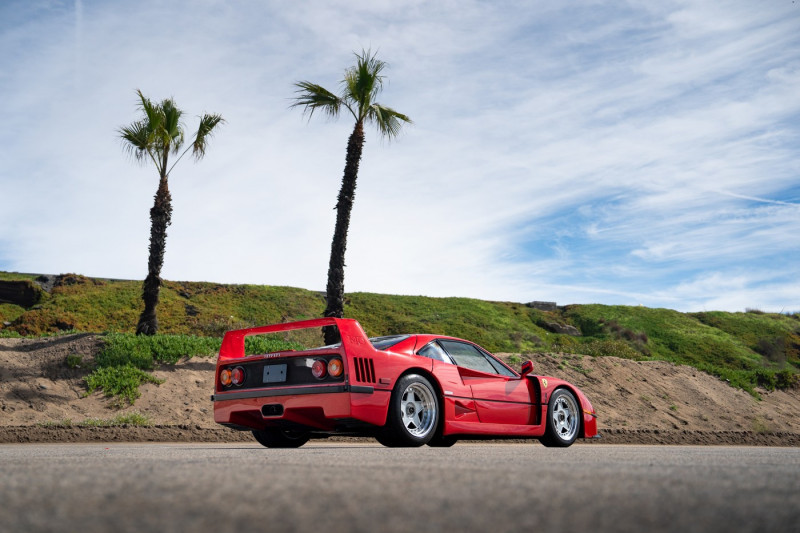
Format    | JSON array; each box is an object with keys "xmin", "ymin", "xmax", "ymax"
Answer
[
  {"xmin": 540, "ymin": 388, "xmax": 580, "ymax": 448},
  {"xmin": 380, "ymin": 374, "xmax": 439, "ymax": 447},
  {"xmin": 252, "ymin": 428, "xmax": 311, "ymax": 448},
  {"xmin": 428, "ymin": 411, "xmax": 457, "ymax": 448},
  {"xmin": 374, "ymin": 432, "xmax": 399, "ymax": 447}
]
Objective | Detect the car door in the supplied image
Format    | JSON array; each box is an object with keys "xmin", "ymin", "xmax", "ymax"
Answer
[{"xmin": 438, "ymin": 340, "xmax": 535, "ymax": 426}]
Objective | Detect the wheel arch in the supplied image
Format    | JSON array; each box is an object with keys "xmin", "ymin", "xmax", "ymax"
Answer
[
  {"xmin": 394, "ymin": 366, "xmax": 444, "ymax": 398},
  {"xmin": 393, "ymin": 366, "xmax": 446, "ymax": 428}
]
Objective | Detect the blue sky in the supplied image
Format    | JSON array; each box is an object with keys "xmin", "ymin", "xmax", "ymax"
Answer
[{"xmin": 1, "ymin": 0, "xmax": 798, "ymax": 312}]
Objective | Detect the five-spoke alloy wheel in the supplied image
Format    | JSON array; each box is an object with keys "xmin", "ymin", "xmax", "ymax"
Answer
[
  {"xmin": 540, "ymin": 388, "xmax": 580, "ymax": 447},
  {"xmin": 380, "ymin": 374, "xmax": 439, "ymax": 447}
]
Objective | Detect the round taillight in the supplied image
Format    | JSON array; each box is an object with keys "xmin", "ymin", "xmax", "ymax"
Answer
[
  {"xmin": 328, "ymin": 358, "xmax": 343, "ymax": 378},
  {"xmin": 220, "ymin": 368, "xmax": 232, "ymax": 387},
  {"xmin": 231, "ymin": 366, "xmax": 245, "ymax": 386},
  {"xmin": 311, "ymin": 359, "xmax": 327, "ymax": 379}
]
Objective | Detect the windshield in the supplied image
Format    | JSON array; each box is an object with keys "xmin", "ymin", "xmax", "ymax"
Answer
[{"xmin": 369, "ymin": 335, "xmax": 410, "ymax": 350}]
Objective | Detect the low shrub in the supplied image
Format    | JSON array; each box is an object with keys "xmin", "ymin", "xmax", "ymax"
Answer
[
  {"xmin": 775, "ymin": 369, "xmax": 799, "ymax": 390},
  {"xmin": 755, "ymin": 336, "xmax": 787, "ymax": 365},
  {"xmin": 755, "ymin": 369, "xmax": 778, "ymax": 391},
  {"xmin": 65, "ymin": 354, "xmax": 83, "ymax": 369},
  {"xmin": 572, "ymin": 339, "xmax": 644, "ymax": 360},
  {"xmin": 87, "ymin": 332, "xmax": 304, "ymax": 404},
  {"xmin": 85, "ymin": 365, "xmax": 164, "ymax": 405}
]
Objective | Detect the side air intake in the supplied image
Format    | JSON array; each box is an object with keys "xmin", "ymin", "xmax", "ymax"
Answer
[{"xmin": 353, "ymin": 357, "xmax": 376, "ymax": 383}]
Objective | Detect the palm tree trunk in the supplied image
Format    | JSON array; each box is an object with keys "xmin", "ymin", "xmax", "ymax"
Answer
[
  {"xmin": 136, "ymin": 173, "xmax": 172, "ymax": 335},
  {"xmin": 323, "ymin": 120, "xmax": 365, "ymax": 344}
]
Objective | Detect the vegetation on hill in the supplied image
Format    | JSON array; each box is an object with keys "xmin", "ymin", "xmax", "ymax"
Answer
[
  {"xmin": 84, "ymin": 333, "xmax": 302, "ymax": 405},
  {"xmin": 1, "ymin": 271, "xmax": 798, "ymax": 400}
]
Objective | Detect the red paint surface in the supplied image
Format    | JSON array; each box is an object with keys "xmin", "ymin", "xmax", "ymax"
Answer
[{"xmin": 213, "ymin": 318, "xmax": 598, "ymax": 440}]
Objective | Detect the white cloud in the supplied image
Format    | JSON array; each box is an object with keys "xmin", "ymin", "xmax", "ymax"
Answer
[{"xmin": 0, "ymin": 0, "xmax": 798, "ymax": 312}]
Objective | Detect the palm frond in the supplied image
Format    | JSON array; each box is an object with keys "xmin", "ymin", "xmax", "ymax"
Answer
[
  {"xmin": 119, "ymin": 120, "xmax": 155, "ymax": 165},
  {"xmin": 136, "ymin": 90, "xmax": 164, "ymax": 134},
  {"xmin": 367, "ymin": 104, "xmax": 411, "ymax": 140},
  {"xmin": 342, "ymin": 49, "xmax": 386, "ymax": 119},
  {"xmin": 291, "ymin": 49, "xmax": 410, "ymax": 139},
  {"xmin": 160, "ymin": 97, "xmax": 185, "ymax": 154},
  {"xmin": 291, "ymin": 81, "xmax": 344, "ymax": 119},
  {"xmin": 121, "ymin": 89, "xmax": 223, "ymax": 177},
  {"xmin": 192, "ymin": 113, "xmax": 225, "ymax": 159}
]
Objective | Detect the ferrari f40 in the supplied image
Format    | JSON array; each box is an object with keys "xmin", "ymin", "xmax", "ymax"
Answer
[{"xmin": 212, "ymin": 318, "xmax": 598, "ymax": 448}]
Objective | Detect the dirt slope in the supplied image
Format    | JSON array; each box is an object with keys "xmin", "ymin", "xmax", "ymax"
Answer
[{"xmin": 1, "ymin": 334, "xmax": 798, "ymax": 445}]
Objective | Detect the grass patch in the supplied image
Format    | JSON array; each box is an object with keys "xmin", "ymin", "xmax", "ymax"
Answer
[
  {"xmin": 752, "ymin": 417, "xmax": 772, "ymax": 434},
  {"xmin": 505, "ymin": 354, "xmax": 523, "ymax": 366},
  {"xmin": 569, "ymin": 339, "xmax": 645, "ymax": 360},
  {"xmin": 65, "ymin": 354, "xmax": 84, "ymax": 368},
  {"xmin": 564, "ymin": 305, "xmax": 798, "ymax": 396},
  {"xmin": 96, "ymin": 332, "xmax": 303, "ymax": 370},
  {"xmin": 79, "ymin": 412, "xmax": 153, "ymax": 427},
  {"xmin": 0, "ymin": 329, "xmax": 79, "ymax": 339},
  {"xmin": 40, "ymin": 412, "xmax": 153, "ymax": 427},
  {"xmin": 7, "ymin": 275, "xmax": 327, "ymax": 336},
  {"xmin": 85, "ymin": 332, "xmax": 304, "ymax": 404},
  {"xmin": 0, "ymin": 302, "xmax": 26, "ymax": 325},
  {"xmin": 345, "ymin": 293, "xmax": 551, "ymax": 353},
  {"xmin": 2, "ymin": 271, "xmax": 797, "ymax": 397},
  {"xmin": 85, "ymin": 365, "xmax": 164, "ymax": 406}
]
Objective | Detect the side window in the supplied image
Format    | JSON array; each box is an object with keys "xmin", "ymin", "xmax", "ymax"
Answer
[
  {"xmin": 417, "ymin": 342, "xmax": 452, "ymax": 363},
  {"xmin": 439, "ymin": 340, "xmax": 497, "ymax": 374},
  {"xmin": 482, "ymin": 350, "xmax": 517, "ymax": 377}
]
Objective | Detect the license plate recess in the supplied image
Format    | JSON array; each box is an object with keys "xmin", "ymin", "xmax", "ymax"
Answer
[{"xmin": 263, "ymin": 364, "xmax": 287, "ymax": 384}]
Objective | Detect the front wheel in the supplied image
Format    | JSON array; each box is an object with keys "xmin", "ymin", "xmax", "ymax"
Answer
[
  {"xmin": 252, "ymin": 428, "xmax": 310, "ymax": 448},
  {"xmin": 381, "ymin": 374, "xmax": 439, "ymax": 447},
  {"xmin": 540, "ymin": 389, "xmax": 580, "ymax": 448},
  {"xmin": 427, "ymin": 434, "xmax": 458, "ymax": 447}
]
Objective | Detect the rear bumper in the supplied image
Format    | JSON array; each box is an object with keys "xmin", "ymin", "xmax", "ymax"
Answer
[
  {"xmin": 213, "ymin": 385, "xmax": 389, "ymax": 431},
  {"xmin": 211, "ymin": 384, "xmax": 374, "ymax": 402}
]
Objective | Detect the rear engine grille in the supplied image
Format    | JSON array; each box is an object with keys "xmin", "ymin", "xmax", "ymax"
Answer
[{"xmin": 353, "ymin": 357, "xmax": 376, "ymax": 383}]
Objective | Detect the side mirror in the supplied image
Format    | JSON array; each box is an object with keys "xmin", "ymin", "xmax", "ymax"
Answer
[{"xmin": 520, "ymin": 360, "xmax": 534, "ymax": 377}]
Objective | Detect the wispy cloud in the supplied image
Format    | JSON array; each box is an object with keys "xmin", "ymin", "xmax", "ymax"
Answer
[{"xmin": 0, "ymin": 0, "xmax": 798, "ymax": 312}]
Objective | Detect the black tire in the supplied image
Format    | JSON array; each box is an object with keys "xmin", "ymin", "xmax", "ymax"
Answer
[
  {"xmin": 374, "ymin": 431, "xmax": 400, "ymax": 447},
  {"xmin": 427, "ymin": 434, "xmax": 458, "ymax": 447},
  {"xmin": 540, "ymin": 388, "xmax": 580, "ymax": 448},
  {"xmin": 381, "ymin": 374, "xmax": 439, "ymax": 447},
  {"xmin": 427, "ymin": 409, "xmax": 457, "ymax": 448},
  {"xmin": 252, "ymin": 428, "xmax": 311, "ymax": 448}
]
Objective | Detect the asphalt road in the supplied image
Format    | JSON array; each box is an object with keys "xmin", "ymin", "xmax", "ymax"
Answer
[{"xmin": 1, "ymin": 442, "xmax": 798, "ymax": 533}]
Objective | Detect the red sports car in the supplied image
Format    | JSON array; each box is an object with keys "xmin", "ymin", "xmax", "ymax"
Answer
[{"xmin": 212, "ymin": 318, "xmax": 598, "ymax": 448}]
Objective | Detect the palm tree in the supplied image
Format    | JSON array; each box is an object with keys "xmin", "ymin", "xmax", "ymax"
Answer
[
  {"xmin": 292, "ymin": 50, "xmax": 411, "ymax": 344},
  {"xmin": 119, "ymin": 90, "xmax": 224, "ymax": 335}
]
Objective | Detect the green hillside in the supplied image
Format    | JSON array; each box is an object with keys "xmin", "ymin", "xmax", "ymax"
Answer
[{"xmin": 2, "ymin": 271, "xmax": 798, "ymax": 396}]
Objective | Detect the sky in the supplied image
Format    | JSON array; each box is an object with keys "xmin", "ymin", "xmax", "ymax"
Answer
[{"xmin": 1, "ymin": 0, "xmax": 798, "ymax": 313}]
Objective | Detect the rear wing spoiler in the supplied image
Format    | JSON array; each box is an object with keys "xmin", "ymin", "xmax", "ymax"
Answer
[{"xmin": 218, "ymin": 317, "xmax": 370, "ymax": 361}]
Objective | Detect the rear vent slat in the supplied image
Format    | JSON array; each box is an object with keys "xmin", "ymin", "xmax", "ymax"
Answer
[{"xmin": 353, "ymin": 357, "xmax": 376, "ymax": 383}]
